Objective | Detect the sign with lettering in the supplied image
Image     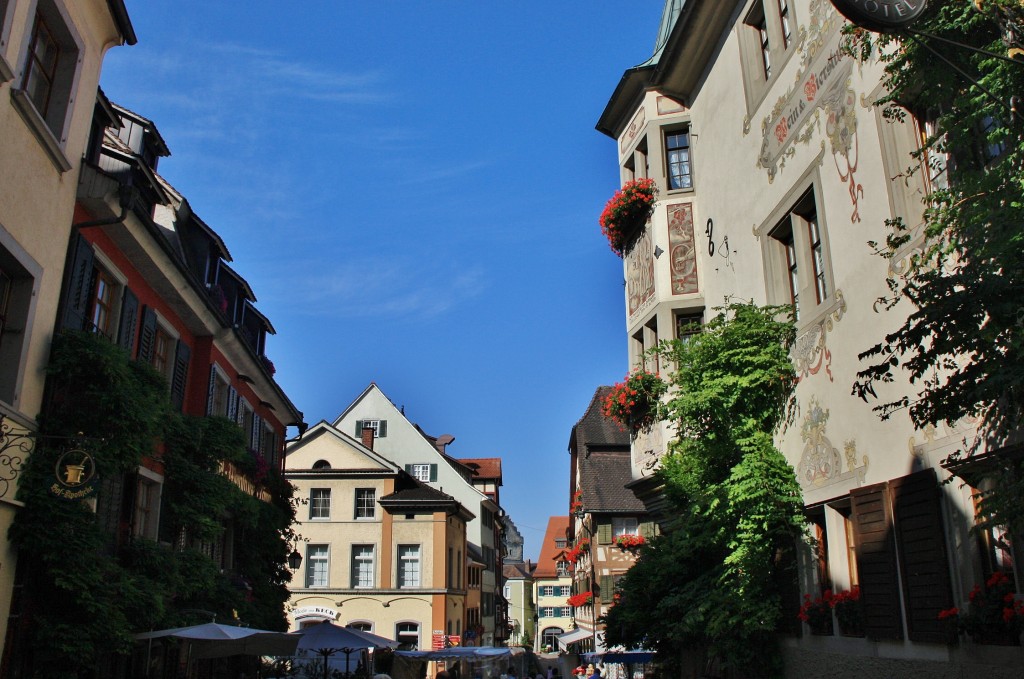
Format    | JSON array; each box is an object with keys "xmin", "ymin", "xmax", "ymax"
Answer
[
  {"xmin": 757, "ymin": 11, "xmax": 853, "ymax": 180},
  {"xmin": 293, "ymin": 606, "xmax": 340, "ymax": 620},
  {"xmin": 829, "ymin": 0, "xmax": 928, "ymax": 33},
  {"xmin": 50, "ymin": 448, "xmax": 97, "ymax": 499}
]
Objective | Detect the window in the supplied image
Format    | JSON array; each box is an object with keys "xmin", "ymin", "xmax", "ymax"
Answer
[
  {"xmin": 395, "ymin": 622, "xmax": 419, "ymax": 650},
  {"xmin": 739, "ymin": 0, "xmax": 797, "ymax": 111},
  {"xmin": 554, "ymin": 538, "xmax": 566, "ymax": 549},
  {"xmin": 665, "ymin": 129, "xmax": 692, "ymax": 190},
  {"xmin": 306, "ymin": 545, "xmax": 329, "ymax": 588},
  {"xmin": 11, "ymin": 0, "xmax": 85, "ymax": 170},
  {"xmin": 355, "ymin": 419, "xmax": 387, "ymax": 438},
  {"xmin": 207, "ymin": 365, "xmax": 233, "ymax": 418},
  {"xmin": 540, "ymin": 586, "xmax": 554, "ymax": 597},
  {"xmin": 310, "ymin": 488, "xmax": 331, "ymax": 520},
  {"xmin": 351, "ymin": 545, "xmax": 375, "ymax": 588},
  {"xmin": 0, "ymin": 235, "xmax": 40, "ymax": 408},
  {"xmin": 556, "ymin": 561, "xmax": 571, "ymax": 577},
  {"xmin": 540, "ymin": 607, "xmax": 555, "ymax": 618},
  {"xmin": 559, "ymin": 607, "xmax": 572, "ymax": 617},
  {"xmin": 0, "ymin": 0, "xmax": 17, "ymax": 80},
  {"xmin": 312, "ymin": 459, "xmax": 331, "ymax": 470},
  {"xmin": 132, "ymin": 470, "xmax": 162, "ymax": 539},
  {"xmin": 89, "ymin": 269, "xmax": 116, "ymax": 338},
  {"xmin": 763, "ymin": 186, "xmax": 831, "ymax": 324},
  {"xmin": 398, "ymin": 545, "xmax": 421, "ymax": 588},
  {"xmin": 558, "ymin": 585, "xmax": 571, "ymax": 597},
  {"xmin": 151, "ymin": 324, "xmax": 172, "ymax": 376},
  {"xmin": 675, "ymin": 311, "xmax": 703, "ymax": 340},
  {"xmin": 407, "ymin": 463, "xmax": 437, "ymax": 482},
  {"xmin": 354, "ymin": 488, "xmax": 375, "ymax": 519},
  {"xmin": 238, "ymin": 399, "xmax": 254, "ymax": 448},
  {"xmin": 612, "ymin": 517, "xmax": 639, "ymax": 538}
]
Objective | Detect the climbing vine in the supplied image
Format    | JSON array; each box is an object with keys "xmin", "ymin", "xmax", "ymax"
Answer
[
  {"xmin": 602, "ymin": 303, "xmax": 805, "ymax": 678},
  {"xmin": 10, "ymin": 331, "xmax": 296, "ymax": 677}
]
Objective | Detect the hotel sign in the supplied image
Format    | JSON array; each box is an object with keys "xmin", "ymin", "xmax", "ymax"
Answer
[{"xmin": 829, "ymin": 0, "xmax": 928, "ymax": 33}]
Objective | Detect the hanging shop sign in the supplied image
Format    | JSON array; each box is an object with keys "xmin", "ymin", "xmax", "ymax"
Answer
[
  {"xmin": 829, "ymin": 0, "xmax": 928, "ymax": 33},
  {"xmin": 50, "ymin": 448, "xmax": 97, "ymax": 499}
]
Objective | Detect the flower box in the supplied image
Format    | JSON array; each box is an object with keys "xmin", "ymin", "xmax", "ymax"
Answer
[
  {"xmin": 599, "ymin": 178, "xmax": 657, "ymax": 257},
  {"xmin": 614, "ymin": 534, "xmax": 645, "ymax": 550},
  {"xmin": 567, "ymin": 591, "xmax": 594, "ymax": 607},
  {"xmin": 602, "ymin": 369, "xmax": 667, "ymax": 434},
  {"xmin": 939, "ymin": 571, "xmax": 1023, "ymax": 645}
]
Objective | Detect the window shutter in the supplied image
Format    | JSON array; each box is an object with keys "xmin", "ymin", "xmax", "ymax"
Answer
[
  {"xmin": 170, "ymin": 341, "xmax": 190, "ymax": 411},
  {"xmin": 600, "ymin": 575, "xmax": 613, "ymax": 602},
  {"xmin": 250, "ymin": 413, "xmax": 261, "ymax": 452},
  {"xmin": 851, "ymin": 482, "xmax": 903, "ymax": 640},
  {"xmin": 891, "ymin": 469, "xmax": 954, "ymax": 643},
  {"xmin": 429, "ymin": 464, "xmax": 437, "ymax": 482},
  {"xmin": 117, "ymin": 287, "xmax": 139, "ymax": 353},
  {"xmin": 378, "ymin": 420, "xmax": 387, "ymax": 437},
  {"xmin": 227, "ymin": 387, "xmax": 238, "ymax": 422},
  {"xmin": 405, "ymin": 464, "xmax": 413, "ymax": 475},
  {"xmin": 597, "ymin": 522, "xmax": 612, "ymax": 545},
  {"xmin": 60, "ymin": 232, "xmax": 95, "ymax": 332},
  {"xmin": 354, "ymin": 420, "xmax": 363, "ymax": 437},
  {"xmin": 265, "ymin": 430, "xmax": 277, "ymax": 469},
  {"xmin": 639, "ymin": 521, "xmax": 654, "ymax": 538},
  {"xmin": 137, "ymin": 306, "xmax": 157, "ymax": 363},
  {"xmin": 206, "ymin": 366, "xmax": 217, "ymax": 416}
]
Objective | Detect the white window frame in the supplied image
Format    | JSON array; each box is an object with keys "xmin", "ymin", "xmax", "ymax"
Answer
[
  {"xmin": 306, "ymin": 544, "xmax": 329, "ymax": 588},
  {"xmin": 209, "ymin": 363, "xmax": 231, "ymax": 418},
  {"xmin": 397, "ymin": 544, "xmax": 421, "ymax": 589},
  {"xmin": 132, "ymin": 466, "xmax": 163, "ymax": 540},
  {"xmin": 410, "ymin": 464, "xmax": 431, "ymax": 482},
  {"xmin": 352, "ymin": 544, "xmax": 375, "ymax": 589},
  {"xmin": 556, "ymin": 561, "xmax": 571, "ymax": 577},
  {"xmin": 354, "ymin": 488, "xmax": 375, "ymax": 519},
  {"xmin": 309, "ymin": 488, "xmax": 331, "ymax": 520},
  {"xmin": 612, "ymin": 517, "xmax": 639, "ymax": 538}
]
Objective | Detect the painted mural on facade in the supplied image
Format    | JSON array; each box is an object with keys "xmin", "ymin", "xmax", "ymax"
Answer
[
  {"xmin": 626, "ymin": 228, "xmax": 656, "ymax": 318},
  {"xmin": 668, "ymin": 203, "xmax": 699, "ymax": 295}
]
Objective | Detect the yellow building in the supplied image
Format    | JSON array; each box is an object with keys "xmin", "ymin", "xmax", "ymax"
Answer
[
  {"xmin": 0, "ymin": 0, "xmax": 134, "ymax": 662},
  {"xmin": 285, "ymin": 420, "xmax": 473, "ymax": 650}
]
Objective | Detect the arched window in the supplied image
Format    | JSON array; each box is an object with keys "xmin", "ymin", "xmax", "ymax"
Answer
[
  {"xmin": 312, "ymin": 459, "xmax": 331, "ymax": 469},
  {"xmin": 540, "ymin": 627, "xmax": 564, "ymax": 653},
  {"xmin": 395, "ymin": 622, "xmax": 419, "ymax": 650}
]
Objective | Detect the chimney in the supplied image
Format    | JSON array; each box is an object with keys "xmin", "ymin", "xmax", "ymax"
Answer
[{"xmin": 361, "ymin": 424, "xmax": 374, "ymax": 450}]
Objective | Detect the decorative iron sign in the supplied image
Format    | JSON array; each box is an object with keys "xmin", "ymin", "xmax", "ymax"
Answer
[
  {"xmin": 51, "ymin": 448, "xmax": 97, "ymax": 499},
  {"xmin": 829, "ymin": 0, "xmax": 928, "ymax": 33}
]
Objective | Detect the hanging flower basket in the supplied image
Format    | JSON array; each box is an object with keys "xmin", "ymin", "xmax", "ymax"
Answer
[
  {"xmin": 567, "ymin": 591, "xmax": 594, "ymax": 608},
  {"xmin": 570, "ymin": 489, "xmax": 583, "ymax": 515},
  {"xmin": 602, "ymin": 369, "xmax": 667, "ymax": 433},
  {"xmin": 599, "ymin": 178, "xmax": 657, "ymax": 257}
]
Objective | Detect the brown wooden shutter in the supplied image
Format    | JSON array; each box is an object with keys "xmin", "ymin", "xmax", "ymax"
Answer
[
  {"xmin": 891, "ymin": 469, "xmax": 954, "ymax": 643},
  {"xmin": 851, "ymin": 481, "xmax": 903, "ymax": 640}
]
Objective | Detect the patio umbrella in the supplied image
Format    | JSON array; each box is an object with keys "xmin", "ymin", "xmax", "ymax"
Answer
[
  {"xmin": 292, "ymin": 621, "xmax": 399, "ymax": 679},
  {"xmin": 135, "ymin": 621, "xmax": 300, "ymax": 660}
]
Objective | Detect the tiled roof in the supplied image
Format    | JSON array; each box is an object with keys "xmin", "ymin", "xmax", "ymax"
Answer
[
  {"xmin": 460, "ymin": 457, "xmax": 502, "ymax": 479},
  {"xmin": 503, "ymin": 562, "xmax": 533, "ymax": 580},
  {"xmin": 570, "ymin": 386, "xmax": 629, "ymax": 455},
  {"xmin": 534, "ymin": 516, "xmax": 570, "ymax": 577},
  {"xmin": 579, "ymin": 451, "xmax": 645, "ymax": 513}
]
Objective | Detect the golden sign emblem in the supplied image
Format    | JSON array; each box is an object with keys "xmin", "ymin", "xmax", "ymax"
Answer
[{"xmin": 51, "ymin": 449, "xmax": 97, "ymax": 499}]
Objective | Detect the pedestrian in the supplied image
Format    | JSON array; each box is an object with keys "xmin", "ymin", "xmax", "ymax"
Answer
[{"xmin": 586, "ymin": 664, "xmax": 601, "ymax": 679}]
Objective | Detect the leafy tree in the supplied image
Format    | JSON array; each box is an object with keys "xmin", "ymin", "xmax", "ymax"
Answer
[
  {"xmin": 847, "ymin": 2, "xmax": 1024, "ymax": 536},
  {"xmin": 603, "ymin": 303, "xmax": 805, "ymax": 677}
]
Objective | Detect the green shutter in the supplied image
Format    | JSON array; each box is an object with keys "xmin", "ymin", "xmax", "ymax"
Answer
[
  {"xmin": 170, "ymin": 340, "xmax": 191, "ymax": 411},
  {"xmin": 137, "ymin": 306, "xmax": 157, "ymax": 363},
  {"xmin": 429, "ymin": 464, "xmax": 438, "ymax": 482},
  {"xmin": 600, "ymin": 575, "xmax": 613, "ymax": 603},
  {"xmin": 117, "ymin": 287, "xmax": 139, "ymax": 353},
  {"xmin": 405, "ymin": 464, "xmax": 413, "ymax": 474},
  {"xmin": 597, "ymin": 522, "xmax": 612, "ymax": 545},
  {"xmin": 378, "ymin": 420, "xmax": 387, "ymax": 437},
  {"xmin": 639, "ymin": 521, "xmax": 654, "ymax": 538},
  {"xmin": 60, "ymin": 232, "xmax": 95, "ymax": 332},
  {"xmin": 354, "ymin": 420, "xmax": 364, "ymax": 436}
]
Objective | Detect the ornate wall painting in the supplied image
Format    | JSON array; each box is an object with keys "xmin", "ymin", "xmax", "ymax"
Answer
[
  {"xmin": 667, "ymin": 203, "xmax": 699, "ymax": 295},
  {"xmin": 796, "ymin": 396, "xmax": 868, "ymax": 490},
  {"xmin": 792, "ymin": 289, "xmax": 847, "ymax": 382},
  {"xmin": 620, "ymin": 107, "xmax": 646, "ymax": 158},
  {"xmin": 749, "ymin": 1, "xmax": 865, "ymax": 224},
  {"xmin": 626, "ymin": 227, "xmax": 656, "ymax": 319}
]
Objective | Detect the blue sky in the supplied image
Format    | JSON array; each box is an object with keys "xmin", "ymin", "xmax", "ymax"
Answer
[{"xmin": 101, "ymin": 2, "xmax": 666, "ymax": 560}]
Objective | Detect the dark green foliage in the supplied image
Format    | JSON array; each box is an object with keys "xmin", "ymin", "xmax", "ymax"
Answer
[
  {"xmin": 603, "ymin": 304, "xmax": 805, "ymax": 677},
  {"xmin": 10, "ymin": 331, "xmax": 297, "ymax": 676},
  {"xmin": 846, "ymin": 2, "xmax": 1024, "ymax": 536}
]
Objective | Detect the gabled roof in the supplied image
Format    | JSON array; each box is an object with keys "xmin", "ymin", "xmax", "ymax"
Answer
[
  {"xmin": 534, "ymin": 516, "xmax": 570, "ymax": 578},
  {"xmin": 503, "ymin": 561, "xmax": 534, "ymax": 580},
  {"xmin": 579, "ymin": 450, "xmax": 645, "ymax": 514},
  {"xmin": 284, "ymin": 420, "xmax": 401, "ymax": 473}
]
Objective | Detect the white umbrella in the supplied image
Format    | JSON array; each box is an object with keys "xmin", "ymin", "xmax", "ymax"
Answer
[
  {"xmin": 292, "ymin": 621, "xmax": 398, "ymax": 679},
  {"xmin": 135, "ymin": 621, "xmax": 300, "ymax": 660}
]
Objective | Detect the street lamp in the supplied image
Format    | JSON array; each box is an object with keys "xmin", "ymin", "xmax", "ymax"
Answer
[{"xmin": 288, "ymin": 549, "xmax": 303, "ymax": 571}]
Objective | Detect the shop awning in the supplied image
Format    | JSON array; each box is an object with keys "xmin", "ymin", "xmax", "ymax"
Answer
[{"xmin": 557, "ymin": 628, "xmax": 592, "ymax": 649}]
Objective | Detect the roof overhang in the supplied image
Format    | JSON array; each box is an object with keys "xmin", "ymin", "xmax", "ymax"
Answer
[{"xmin": 106, "ymin": 0, "xmax": 137, "ymax": 46}]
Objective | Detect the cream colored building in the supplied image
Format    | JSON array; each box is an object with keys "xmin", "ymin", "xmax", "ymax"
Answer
[
  {"xmin": 0, "ymin": 0, "xmax": 133, "ymax": 661},
  {"xmin": 598, "ymin": 0, "xmax": 1020, "ymax": 675},
  {"xmin": 285, "ymin": 420, "xmax": 472, "ymax": 650},
  {"xmin": 533, "ymin": 516, "xmax": 575, "ymax": 653}
]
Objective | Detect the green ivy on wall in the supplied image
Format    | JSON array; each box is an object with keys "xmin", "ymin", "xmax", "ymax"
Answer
[{"xmin": 9, "ymin": 331, "xmax": 297, "ymax": 678}]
